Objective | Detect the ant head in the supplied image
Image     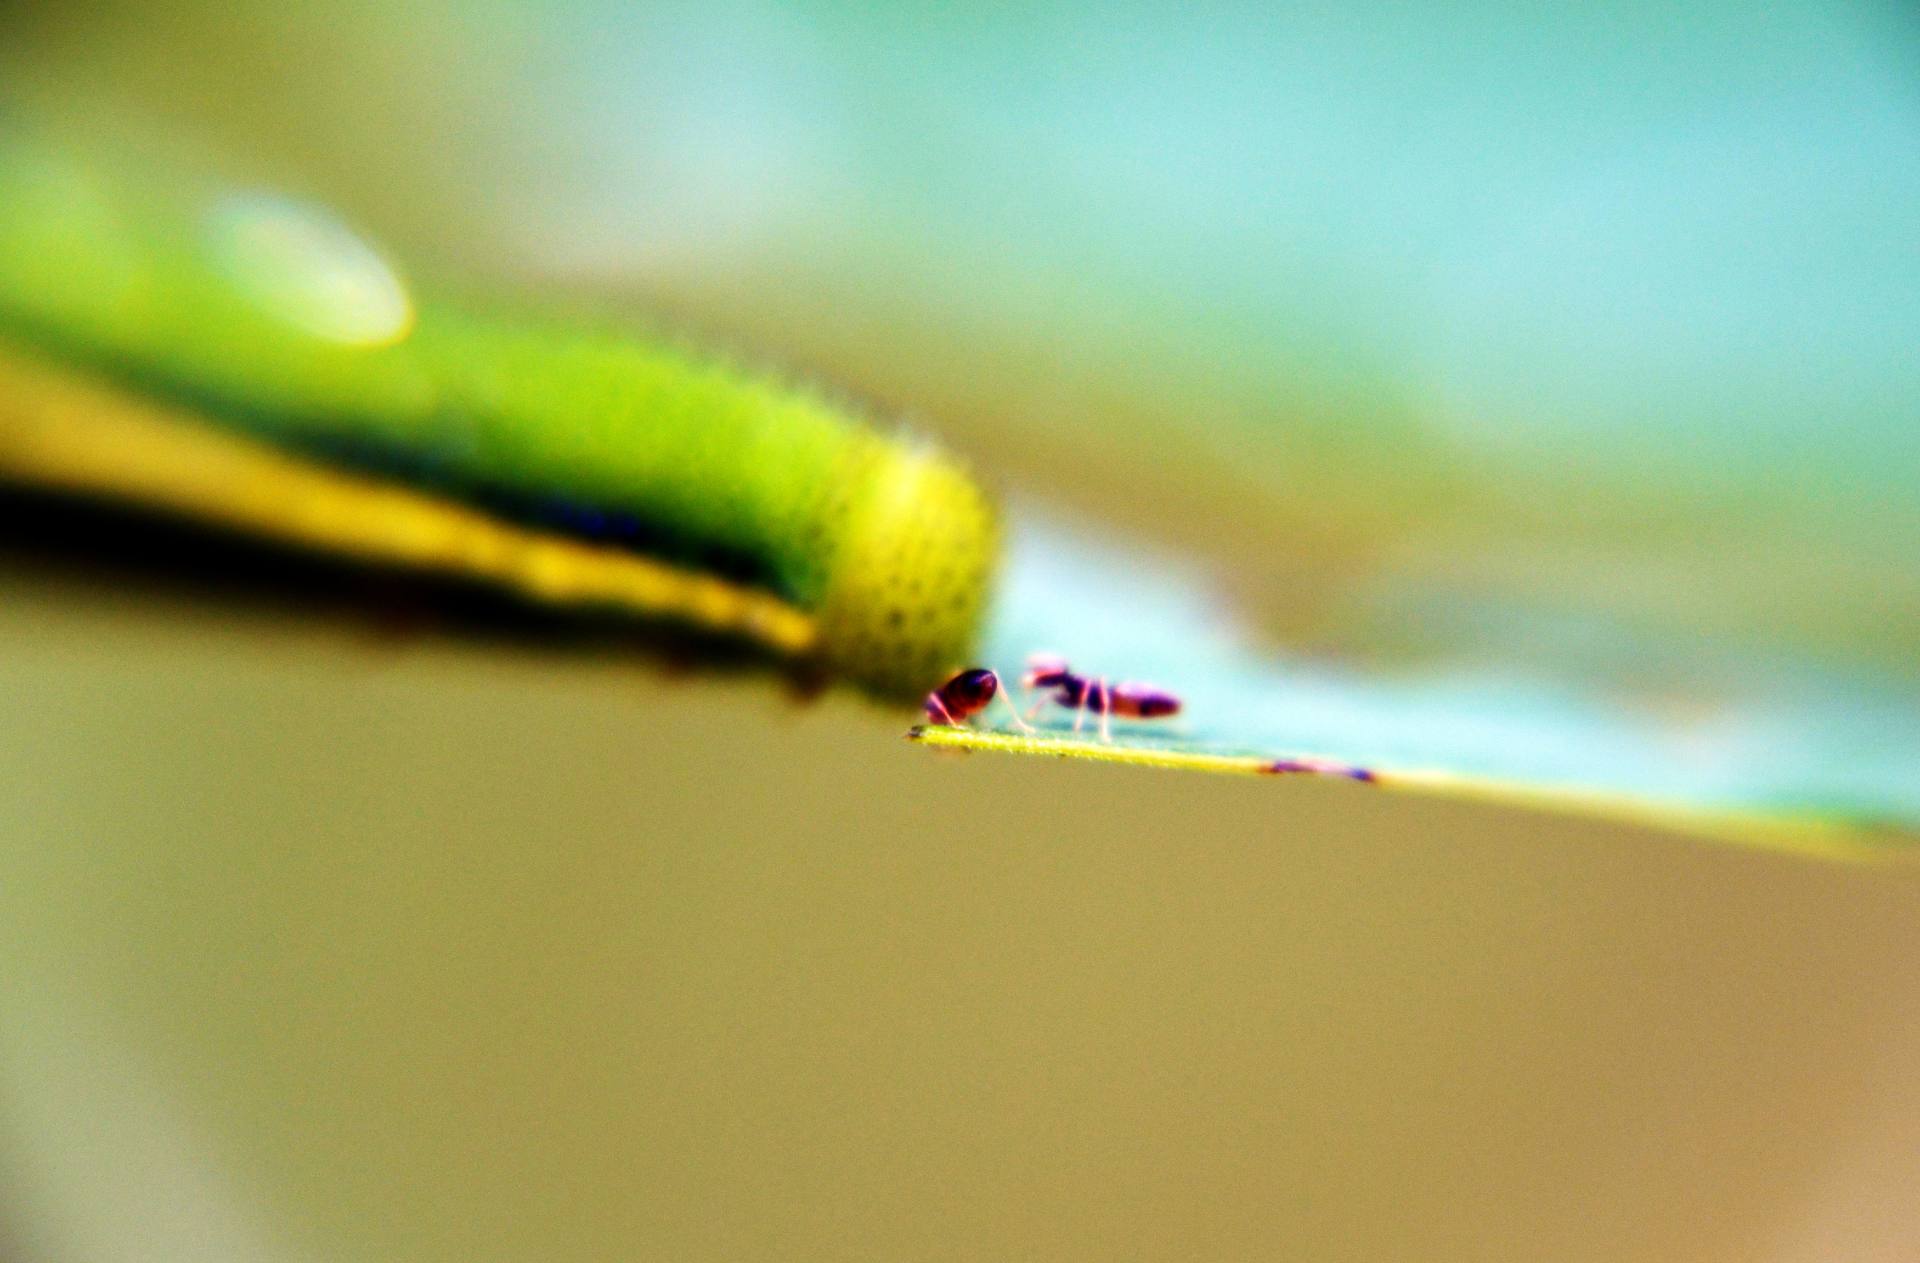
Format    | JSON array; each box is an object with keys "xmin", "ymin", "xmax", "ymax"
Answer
[
  {"xmin": 1022, "ymin": 652, "xmax": 1071, "ymax": 689},
  {"xmin": 942, "ymin": 667, "xmax": 1000, "ymax": 708}
]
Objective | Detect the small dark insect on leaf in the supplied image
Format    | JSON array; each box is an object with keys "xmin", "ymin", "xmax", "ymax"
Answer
[{"xmin": 924, "ymin": 667, "xmax": 1003, "ymax": 726}]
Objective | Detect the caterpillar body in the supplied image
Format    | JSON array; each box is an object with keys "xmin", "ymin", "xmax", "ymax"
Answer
[{"xmin": 0, "ymin": 133, "xmax": 998, "ymax": 698}]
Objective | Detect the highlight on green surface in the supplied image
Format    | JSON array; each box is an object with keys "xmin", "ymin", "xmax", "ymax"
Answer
[
  {"xmin": 0, "ymin": 130, "xmax": 1000, "ymax": 697},
  {"xmin": 906, "ymin": 725, "xmax": 1900, "ymax": 863}
]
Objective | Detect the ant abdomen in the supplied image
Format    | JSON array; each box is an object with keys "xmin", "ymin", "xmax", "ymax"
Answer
[{"xmin": 1116, "ymin": 687, "xmax": 1180, "ymax": 719}]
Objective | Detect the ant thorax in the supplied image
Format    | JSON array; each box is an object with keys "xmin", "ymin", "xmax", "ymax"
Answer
[{"xmin": 1018, "ymin": 653, "xmax": 1181, "ymax": 739}]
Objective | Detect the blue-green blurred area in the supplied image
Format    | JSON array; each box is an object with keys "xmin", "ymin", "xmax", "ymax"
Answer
[{"xmin": 6, "ymin": 0, "xmax": 1917, "ymax": 680}]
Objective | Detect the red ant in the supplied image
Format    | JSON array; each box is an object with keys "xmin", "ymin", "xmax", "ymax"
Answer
[
  {"xmin": 1020, "ymin": 654, "xmax": 1180, "ymax": 742},
  {"xmin": 925, "ymin": 663, "xmax": 1371, "ymax": 781},
  {"xmin": 924, "ymin": 657, "xmax": 1183, "ymax": 744},
  {"xmin": 923, "ymin": 667, "xmax": 1033, "ymax": 732}
]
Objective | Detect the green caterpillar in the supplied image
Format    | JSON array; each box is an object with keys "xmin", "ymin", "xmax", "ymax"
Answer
[{"xmin": 0, "ymin": 132, "xmax": 999, "ymax": 697}]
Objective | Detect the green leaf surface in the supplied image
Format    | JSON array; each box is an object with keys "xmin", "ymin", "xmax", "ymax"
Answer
[{"xmin": 921, "ymin": 514, "xmax": 1920, "ymax": 858}]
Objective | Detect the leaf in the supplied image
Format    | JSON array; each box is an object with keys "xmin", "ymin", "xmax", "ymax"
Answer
[{"xmin": 910, "ymin": 513, "xmax": 1920, "ymax": 860}]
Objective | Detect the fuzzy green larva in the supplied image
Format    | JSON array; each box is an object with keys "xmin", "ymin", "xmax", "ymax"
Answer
[{"xmin": 0, "ymin": 132, "xmax": 999, "ymax": 697}]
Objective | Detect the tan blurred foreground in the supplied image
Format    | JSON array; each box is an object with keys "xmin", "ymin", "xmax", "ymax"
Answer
[{"xmin": 2, "ymin": 562, "xmax": 1918, "ymax": 1263}]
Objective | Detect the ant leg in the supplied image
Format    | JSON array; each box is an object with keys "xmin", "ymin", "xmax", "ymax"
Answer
[
  {"xmin": 1071, "ymin": 689, "xmax": 1089, "ymax": 735},
  {"xmin": 992, "ymin": 687, "xmax": 1035, "ymax": 734},
  {"xmin": 926, "ymin": 695, "xmax": 958, "ymax": 726},
  {"xmin": 1098, "ymin": 679, "xmax": 1113, "ymax": 743}
]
